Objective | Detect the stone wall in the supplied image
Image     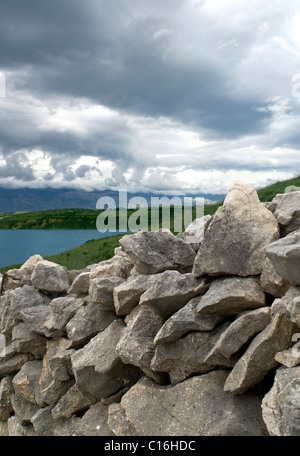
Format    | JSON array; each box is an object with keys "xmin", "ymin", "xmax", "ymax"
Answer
[{"xmin": 0, "ymin": 181, "xmax": 300, "ymax": 436}]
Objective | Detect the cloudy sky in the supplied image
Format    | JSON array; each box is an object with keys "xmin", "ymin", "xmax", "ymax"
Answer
[{"xmin": 0, "ymin": 0, "xmax": 300, "ymax": 195}]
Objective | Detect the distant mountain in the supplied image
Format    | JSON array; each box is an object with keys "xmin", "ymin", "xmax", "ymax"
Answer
[{"xmin": 0, "ymin": 187, "xmax": 225, "ymax": 213}]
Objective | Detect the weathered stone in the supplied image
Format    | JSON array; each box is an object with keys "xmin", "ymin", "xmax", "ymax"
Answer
[
  {"xmin": 11, "ymin": 323, "xmax": 47, "ymax": 359},
  {"xmin": 0, "ymin": 285, "xmax": 50, "ymax": 339},
  {"xmin": 204, "ymin": 307, "xmax": 271, "ymax": 365},
  {"xmin": 224, "ymin": 312, "xmax": 298, "ymax": 394},
  {"xmin": 30, "ymin": 406, "xmax": 81, "ymax": 436},
  {"xmin": 108, "ymin": 372, "xmax": 267, "ymax": 436},
  {"xmin": 7, "ymin": 415, "xmax": 35, "ymax": 436},
  {"xmin": 183, "ymin": 215, "xmax": 212, "ymax": 251},
  {"xmin": 116, "ymin": 305, "xmax": 165, "ymax": 383},
  {"xmin": 119, "ymin": 230, "xmax": 196, "ymax": 274},
  {"xmin": 66, "ymin": 301, "xmax": 116, "ymax": 347},
  {"xmin": 44, "ymin": 295, "xmax": 85, "ymax": 337},
  {"xmin": 39, "ymin": 338, "xmax": 74, "ymax": 406},
  {"xmin": 262, "ymin": 366, "xmax": 300, "ymax": 436},
  {"xmin": 275, "ymin": 348, "xmax": 300, "ymax": 368},
  {"xmin": 67, "ymin": 272, "xmax": 90, "ymax": 295},
  {"xmin": 12, "ymin": 360, "xmax": 45, "ymax": 407},
  {"xmin": 71, "ymin": 320, "xmax": 139, "ymax": 400},
  {"xmin": 89, "ymin": 277, "xmax": 125, "ymax": 311},
  {"xmin": 265, "ymin": 229, "xmax": 300, "ymax": 285},
  {"xmin": 113, "ymin": 274, "xmax": 155, "ymax": 316},
  {"xmin": 151, "ymin": 321, "xmax": 232, "ymax": 384},
  {"xmin": 10, "ymin": 394, "xmax": 40, "ymax": 425},
  {"xmin": 154, "ymin": 297, "xmax": 223, "ymax": 345},
  {"xmin": 19, "ymin": 306, "xmax": 52, "ymax": 338},
  {"xmin": 89, "ymin": 255, "xmax": 134, "ymax": 280},
  {"xmin": 197, "ymin": 277, "xmax": 266, "ymax": 316},
  {"xmin": 51, "ymin": 384, "xmax": 97, "ymax": 419},
  {"xmin": 193, "ymin": 182, "xmax": 279, "ymax": 277},
  {"xmin": 140, "ymin": 271, "xmax": 208, "ymax": 319},
  {"xmin": 78, "ymin": 402, "xmax": 114, "ymax": 436},
  {"xmin": 0, "ymin": 353, "xmax": 29, "ymax": 378},
  {"xmin": 0, "ymin": 376, "xmax": 14, "ymax": 420},
  {"xmin": 267, "ymin": 191, "xmax": 300, "ymax": 236},
  {"xmin": 287, "ymin": 296, "xmax": 300, "ymax": 327},
  {"xmin": 260, "ymin": 257, "xmax": 291, "ymax": 298},
  {"xmin": 2, "ymin": 255, "xmax": 44, "ymax": 291},
  {"xmin": 31, "ymin": 260, "xmax": 70, "ymax": 293}
]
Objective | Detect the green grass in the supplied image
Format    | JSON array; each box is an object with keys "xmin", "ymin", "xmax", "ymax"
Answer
[{"xmin": 256, "ymin": 175, "xmax": 300, "ymax": 202}]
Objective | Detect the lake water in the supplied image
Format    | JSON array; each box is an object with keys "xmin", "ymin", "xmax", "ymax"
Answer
[{"xmin": 0, "ymin": 229, "xmax": 124, "ymax": 268}]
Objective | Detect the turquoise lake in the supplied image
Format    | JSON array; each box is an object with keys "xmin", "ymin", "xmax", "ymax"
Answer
[{"xmin": 0, "ymin": 229, "xmax": 123, "ymax": 268}]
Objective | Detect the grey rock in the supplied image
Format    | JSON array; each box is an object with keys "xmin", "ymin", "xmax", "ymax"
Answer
[
  {"xmin": 204, "ymin": 307, "xmax": 271, "ymax": 365},
  {"xmin": 71, "ymin": 320, "xmax": 139, "ymax": 400},
  {"xmin": 19, "ymin": 305, "xmax": 52, "ymax": 337},
  {"xmin": 89, "ymin": 277, "xmax": 125, "ymax": 311},
  {"xmin": 0, "ymin": 376, "xmax": 14, "ymax": 420},
  {"xmin": 140, "ymin": 271, "xmax": 208, "ymax": 319},
  {"xmin": 287, "ymin": 296, "xmax": 300, "ymax": 327},
  {"xmin": 11, "ymin": 323, "xmax": 47, "ymax": 359},
  {"xmin": 119, "ymin": 230, "xmax": 196, "ymax": 274},
  {"xmin": 31, "ymin": 260, "xmax": 70, "ymax": 293},
  {"xmin": 113, "ymin": 274, "xmax": 155, "ymax": 316},
  {"xmin": 2, "ymin": 255, "xmax": 43, "ymax": 291},
  {"xmin": 260, "ymin": 257, "xmax": 291, "ymax": 297},
  {"xmin": 154, "ymin": 297, "xmax": 223, "ymax": 345},
  {"xmin": 0, "ymin": 353, "xmax": 29, "ymax": 378},
  {"xmin": 90, "ymin": 255, "xmax": 134, "ymax": 280},
  {"xmin": 66, "ymin": 301, "xmax": 116, "ymax": 347},
  {"xmin": 224, "ymin": 312, "xmax": 298, "ymax": 394},
  {"xmin": 10, "ymin": 394, "xmax": 40, "ymax": 425},
  {"xmin": 67, "ymin": 272, "xmax": 90, "ymax": 295},
  {"xmin": 12, "ymin": 360, "xmax": 45, "ymax": 406},
  {"xmin": 108, "ymin": 371, "xmax": 267, "ymax": 436},
  {"xmin": 267, "ymin": 191, "xmax": 300, "ymax": 236},
  {"xmin": 0, "ymin": 285, "xmax": 50, "ymax": 339},
  {"xmin": 78, "ymin": 402, "xmax": 114, "ymax": 436},
  {"xmin": 265, "ymin": 229, "xmax": 300, "ymax": 285},
  {"xmin": 151, "ymin": 321, "xmax": 232, "ymax": 384},
  {"xmin": 183, "ymin": 215, "xmax": 212, "ymax": 251},
  {"xmin": 197, "ymin": 277, "xmax": 266, "ymax": 316},
  {"xmin": 116, "ymin": 305, "xmax": 165, "ymax": 383},
  {"xmin": 275, "ymin": 348, "xmax": 300, "ymax": 368},
  {"xmin": 193, "ymin": 181, "xmax": 279, "ymax": 277},
  {"xmin": 7, "ymin": 415, "xmax": 35, "ymax": 436},
  {"xmin": 51, "ymin": 384, "xmax": 97, "ymax": 419},
  {"xmin": 44, "ymin": 295, "xmax": 85, "ymax": 337},
  {"xmin": 30, "ymin": 406, "xmax": 81, "ymax": 436},
  {"xmin": 262, "ymin": 366, "xmax": 300, "ymax": 436}
]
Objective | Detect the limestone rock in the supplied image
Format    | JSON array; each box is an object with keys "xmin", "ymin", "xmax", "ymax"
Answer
[
  {"xmin": 31, "ymin": 260, "xmax": 70, "ymax": 294},
  {"xmin": 71, "ymin": 320, "xmax": 139, "ymax": 400},
  {"xmin": 224, "ymin": 312, "xmax": 297, "ymax": 394},
  {"xmin": 0, "ymin": 353, "xmax": 29, "ymax": 378},
  {"xmin": 11, "ymin": 323, "xmax": 47, "ymax": 359},
  {"xmin": 275, "ymin": 348, "xmax": 300, "ymax": 368},
  {"xmin": 108, "ymin": 372, "xmax": 267, "ymax": 436},
  {"xmin": 10, "ymin": 394, "xmax": 40, "ymax": 425},
  {"xmin": 2, "ymin": 255, "xmax": 44, "ymax": 291},
  {"xmin": 113, "ymin": 274, "xmax": 155, "ymax": 316},
  {"xmin": 119, "ymin": 230, "xmax": 196, "ymax": 274},
  {"xmin": 88, "ymin": 277, "xmax": 125, "ymax": 311},
  {"xmin": 116, "ymin": 305, "xmax": 165, "ymax": 383},
  {"xmin": 183, "ymin": 215, "xmax": 212, "ymax": 251},
  {"xmin": 260, "ymin": 257, "xmax": 291, "ymax": 298},
  {"xmin": 51, "ymin": 384, "xmax": 97, "ymax": 419},
  {"xmin": 89, "ymin": 255, "xmax": 134, "ymax": 280},
  {"xmin": 44, "ymin": 295, "xmax": 85, "ymax": 337},
  {"xmin": 12, "ymin": 360, "xmax": 45, "ymax": 407},
  {"xmin": 197, "ymin": 277, "xmax": 266, "ymax": 316},
  {"xmin": 151, "ymin": 321, "xmax": 232, "ymax": 384},
  {"xmin": 154, "ymin": 297, "xmax": 223, "ymax": 345},
  {"xmin": 267, "ymin": 191, "xmax": 300, "ymax": 236},
  {"xmin": 0, "ymin": 376, "xmax": 14, "ymax": 420},
  {"xmin": 139, "ymin": 271, "xmax": 208, "ymax": 319},
  {"xmin": 204, "ymin": 307, "xmax": 271, "ymax": 365},
  {"xmin": 262, "ymin": 366, "xmax": 300, "ymax": 436},
  {"xmin": 193, "ymin": 182, "xmax": 279, "ymax": 277},
  {"xmin": 67, "ymin": 272, "xmax": 90, "ymax": 295},
  {"xmin": 66, "ymin": 301, "xmax": 116, "ymax": 347},
  {"xmin": 265, "ymin": 230, "xmax": 300, "ymax": 285},
  {"xmin": 78, "ymin": 402, "xmax": 114, "ymax": 436},
  {"xmin": 19, "ymin": 306, "xmax": 52, "ymax": 338}
]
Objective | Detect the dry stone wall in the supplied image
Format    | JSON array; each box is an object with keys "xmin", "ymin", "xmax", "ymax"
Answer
[{"xmin": 0, "ymin": 181, "xmax": 300, "ymax": 436}]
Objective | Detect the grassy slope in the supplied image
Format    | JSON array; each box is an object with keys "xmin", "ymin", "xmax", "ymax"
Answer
[{"xmin": 0, "ymin": 175, "xmax": 299, "ymax": 272}]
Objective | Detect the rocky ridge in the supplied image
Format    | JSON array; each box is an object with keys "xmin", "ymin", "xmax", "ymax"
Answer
[{"xmin": 0, "ymin": 181, "xmax": 300, "ymax": 436}]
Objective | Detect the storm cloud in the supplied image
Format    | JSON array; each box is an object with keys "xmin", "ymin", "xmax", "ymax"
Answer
[{"xmin": 0, "ymin": 0, "xmax": 300, "ymax": 194}]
